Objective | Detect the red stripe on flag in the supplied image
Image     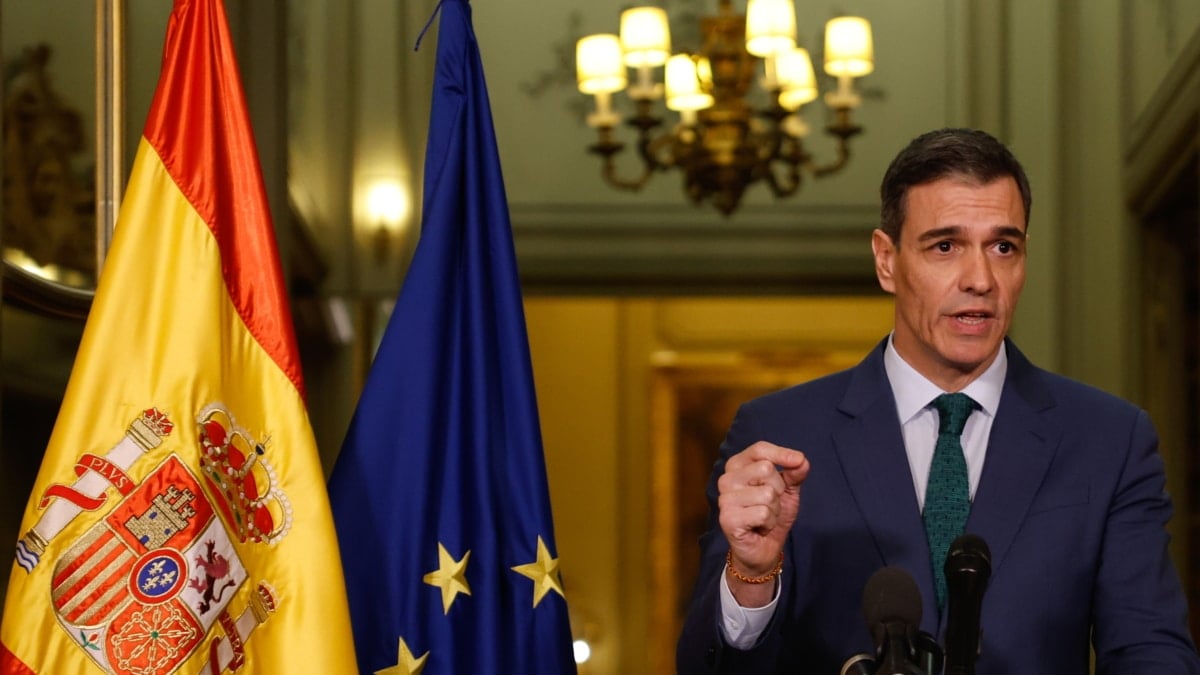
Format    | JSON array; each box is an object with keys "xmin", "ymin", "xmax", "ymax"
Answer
[
  {"xmin": 56, "ymin": 546, "xmax": 135, "ymax": 625},
  {"xmin": 140, "ymin": 0, "xmax": 305, "ymax": 399},
  {"xmin": 51, "ymin": 531, "xmax": 118, "ymax": 589},
  {"xmin": 0, "ymin": 640, "xmax": 36, "ymax": 675},
  {"xmin": 61, "ymin": 554, "xmax": 135, "ymax": 626}
]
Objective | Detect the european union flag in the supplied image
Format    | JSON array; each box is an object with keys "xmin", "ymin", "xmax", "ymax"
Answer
[{"xmin": 327, "ymin": 1, "xmax": 577, "ymax": 673}]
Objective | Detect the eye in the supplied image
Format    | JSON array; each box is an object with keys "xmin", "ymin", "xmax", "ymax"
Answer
[
  {"xmin": 936, "ymin": 241, "xmax": 953, "ymax": 253},
  {"xmin": 996, "ymin": 241, "xmax": 1015, "ymax": 254}
]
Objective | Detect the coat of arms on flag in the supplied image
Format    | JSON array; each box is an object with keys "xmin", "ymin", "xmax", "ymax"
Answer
[{"xmin": 20, "ymin": 406, "xmax": 286, "ymax": 674}]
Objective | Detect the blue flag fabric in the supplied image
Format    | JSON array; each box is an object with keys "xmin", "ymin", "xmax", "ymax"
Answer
[{"xmin": 327, "ymin": 1, "xmax": 577, "ymax": 673}]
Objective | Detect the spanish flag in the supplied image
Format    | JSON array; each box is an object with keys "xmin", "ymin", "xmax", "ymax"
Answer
[{"xmin": 0, "ymin": 0, "xmax": 356, "ymax": 673}]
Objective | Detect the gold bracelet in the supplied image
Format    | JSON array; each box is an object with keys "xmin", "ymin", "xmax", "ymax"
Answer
[{"xmin": 725, "ymin": 550, "xmax": 784, "ymax": 585}]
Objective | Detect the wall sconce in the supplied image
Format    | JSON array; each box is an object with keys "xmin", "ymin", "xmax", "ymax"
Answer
[{"xmin": 364, "ymin": 179, "xmax": 408, "ymax": 265}]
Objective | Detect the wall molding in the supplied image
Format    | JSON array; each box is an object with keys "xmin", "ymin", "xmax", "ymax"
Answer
[{"xmin": 511, "ymin": 203, "xmax": 881, "ymax": 295}]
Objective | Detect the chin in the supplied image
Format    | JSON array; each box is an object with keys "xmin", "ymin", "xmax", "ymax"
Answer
[{"xmin": 942, "ymin": 346, "xmax": 997, "ymax": 373}]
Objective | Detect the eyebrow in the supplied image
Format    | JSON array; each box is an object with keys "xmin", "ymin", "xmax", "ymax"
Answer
[{"xmin": 915, "ymin": 225, "xmax": 1028, "ymax": 242}]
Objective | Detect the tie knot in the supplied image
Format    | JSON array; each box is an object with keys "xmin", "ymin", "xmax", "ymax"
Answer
[{"xmin": 933, "ymin": 393, "xmax": 977, "ymax": 437}]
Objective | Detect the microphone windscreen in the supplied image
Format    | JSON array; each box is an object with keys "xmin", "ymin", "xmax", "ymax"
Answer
[
  {"xmin": 861, "ymin": 565, "xmax": 922, "ymax": 630},
  {"xmin": 946, "ymin": 533, "xmax": 991, "ymax": 575}
]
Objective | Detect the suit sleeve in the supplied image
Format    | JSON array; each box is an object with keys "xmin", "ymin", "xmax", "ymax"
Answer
[
  {"xmin": 1093, "ymin": 409, "xmax": 1200, "ymax": 674},
  {"xmin": 676, "ymin": 405, "xmax": 797, "ymax": 674}
]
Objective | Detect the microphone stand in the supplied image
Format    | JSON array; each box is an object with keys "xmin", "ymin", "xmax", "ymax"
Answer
[
  {"xmin": 912, "ymin": 630, "xmax": 943, "ymax": 675},
  {"xmin": 872, "ymin": 621, "xmax": 924, "ymax": 675},
  {"xmin": 839, "ymin": 631, "xmax": 941, "ymax": 675},
  {"xmin": 840, "ymin": 653, "xmax": 875, "ymax": 675}
]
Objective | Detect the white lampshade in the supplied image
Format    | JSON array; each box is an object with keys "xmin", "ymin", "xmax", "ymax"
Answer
[
  {"xmin": 777, "ymin": 48, "xmax": 817, "ymax": 110},
  {"xmin": 620, "ymin": 7, "xmax": 671, "ymax": 68},
  {"xmin": 824, "ymin": 16, "xmax": 874, "ymax": 78},
  {"xmin": 746, "ymin": 0, "xmax": 797, "ymax": 57},
  {"xmin": 577, "ymin": 34, "xmax": 627, "ymax": 94},
  {"xmin": 665, "ymin": 54, "xmax": 714, "ymax": 112}
]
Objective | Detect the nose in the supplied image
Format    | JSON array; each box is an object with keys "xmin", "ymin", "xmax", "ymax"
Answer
[{"xmin": 959, "ymin": 248, "xmax": 995, "ymax": 295}]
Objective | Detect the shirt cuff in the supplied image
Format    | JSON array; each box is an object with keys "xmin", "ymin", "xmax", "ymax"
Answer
[{"xmin": 718, "ymin": 570, "xmax": 781, "ymax": 649}]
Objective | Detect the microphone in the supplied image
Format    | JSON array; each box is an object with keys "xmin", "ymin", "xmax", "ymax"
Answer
[
  {"xmin": 911, "ymin": 630, "xmax": 944, "ymax": 675},
  {"xmin": 943, "ymin": 534, "xmax": 991, "ymax": 675},
  {"xmin": 861, "ymin": 566, "xmax": 925, "ymax": 675},
  {"xmin": 839, "ymin": 653, "xmax": 876, "ymax": 675}
]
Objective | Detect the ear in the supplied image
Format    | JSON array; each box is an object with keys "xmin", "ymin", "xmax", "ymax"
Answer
[{"xmin": 872, "ymin": 229, "xmax": 897, "ymax": 294}]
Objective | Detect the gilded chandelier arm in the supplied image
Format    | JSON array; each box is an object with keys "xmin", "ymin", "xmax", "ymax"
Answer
[
  {"xmin": 807, "ymin": 108, "xmax": 862, "ymax": 176},
  {"xmin": 588, "ymin": 128, "xmax": 656, "ymax": 191},
  {"xmin": 762, "ymin": 136, "xmax": 805, "ymax": 197},
  {"xmin": 807, "ymin": 132, "xmax": 853, "ymax": 177},
  {"xmin": 765, "ymin": 106, "xmax": 862, "ymax": 193},
  {"xmin": 756, "ymin": 104, "xmax": 807, "ymax": 198},
  {"xmin": 586, "ymin": 99, "xmax": 676, "ymax": 192}
]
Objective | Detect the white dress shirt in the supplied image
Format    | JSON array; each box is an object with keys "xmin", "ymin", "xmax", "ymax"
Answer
[{"xmin": 719, "ymin": 337, "xmax": 1008, "ymax": 647}]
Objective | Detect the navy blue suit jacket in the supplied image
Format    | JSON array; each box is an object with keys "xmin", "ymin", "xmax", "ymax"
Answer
[{"xmin": 677, "ymin": 339, "xmax": 1199, "ymax": 674}]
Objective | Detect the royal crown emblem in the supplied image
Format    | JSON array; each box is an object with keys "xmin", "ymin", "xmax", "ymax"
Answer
[{"xmin": 196, "ymin": 406, "xmax": 292, "ymax": 545}]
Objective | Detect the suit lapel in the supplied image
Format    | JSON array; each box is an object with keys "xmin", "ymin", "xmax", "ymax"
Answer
[
  {"xmin": 832, "ymin": 342, "xmax": 942, "ymax": 630},
  {"xmin": 834, "ymin": 340, "xmax": 1062, "ymax": 632},
  {"xmin": 964, "ymin": 341, "xmax": 1061, "ymax": 581}
]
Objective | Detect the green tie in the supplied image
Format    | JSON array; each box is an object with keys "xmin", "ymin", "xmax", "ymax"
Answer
[{"xmin": 923, "ymin": 392, "xmax": 979, "ymax": 609}]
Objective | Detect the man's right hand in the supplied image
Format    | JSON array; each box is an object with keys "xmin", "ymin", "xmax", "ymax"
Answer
[{"xmin": 717, "ymin": 441, "xmax": 809, "ymax": 607}]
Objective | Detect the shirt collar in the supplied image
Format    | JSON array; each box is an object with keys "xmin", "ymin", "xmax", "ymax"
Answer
[{"xmin": 883, "ymin": 334, "xmax": 1007, "ymax": 424}]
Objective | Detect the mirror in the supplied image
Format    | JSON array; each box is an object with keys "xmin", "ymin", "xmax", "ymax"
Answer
[{"xmin": 2, "ymin": 0, "xmax": 122, "ymax": 319}]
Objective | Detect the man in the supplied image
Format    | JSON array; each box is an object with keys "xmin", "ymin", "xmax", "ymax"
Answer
[{"xmin": 676, "ymin": 128, "xmax": 1200, "ymax": 673}]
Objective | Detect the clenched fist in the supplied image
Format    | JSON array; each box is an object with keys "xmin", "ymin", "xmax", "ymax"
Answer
[{"xmin": 718, "ymin": 441, "xmax": 809, "ymax": 606}]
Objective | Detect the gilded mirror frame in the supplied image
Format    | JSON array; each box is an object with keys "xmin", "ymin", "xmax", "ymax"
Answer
[{"xmin": 1, "ymin": 0, "xmax": 122, "ymax": 319}]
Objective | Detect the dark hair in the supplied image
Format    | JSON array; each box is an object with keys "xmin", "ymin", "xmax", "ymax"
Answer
[{"xmin": 879, "ymin": 128, "xmax": 1032, "ymax": 241}]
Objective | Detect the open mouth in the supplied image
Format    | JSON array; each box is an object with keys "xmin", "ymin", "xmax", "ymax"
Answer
[{"xmin": 953, "ymin": 312, "xmax": 991, "ymax": 325}]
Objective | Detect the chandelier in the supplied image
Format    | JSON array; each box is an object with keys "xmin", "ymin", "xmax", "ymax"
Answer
[{"xmin": 575, "ymin": 0, "xmax": 875, "ymax": 215}]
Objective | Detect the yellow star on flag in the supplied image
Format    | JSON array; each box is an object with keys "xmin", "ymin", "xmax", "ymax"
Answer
[
  {"xmin": 374, "ymin": 636, "xmax": 428, "ymax": 675},
  {"xmin": 422, "ymin": 542, "xmax": 472, "ymax": 614},
  {"xmin": 510, "ymin": 535, "xmax": 566, "ymax": 608}
]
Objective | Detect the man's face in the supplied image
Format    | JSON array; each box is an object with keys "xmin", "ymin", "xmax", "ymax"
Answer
[{"xmin": 872, "ymin": 176, "xmax": 1027, "ymax": 391}]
